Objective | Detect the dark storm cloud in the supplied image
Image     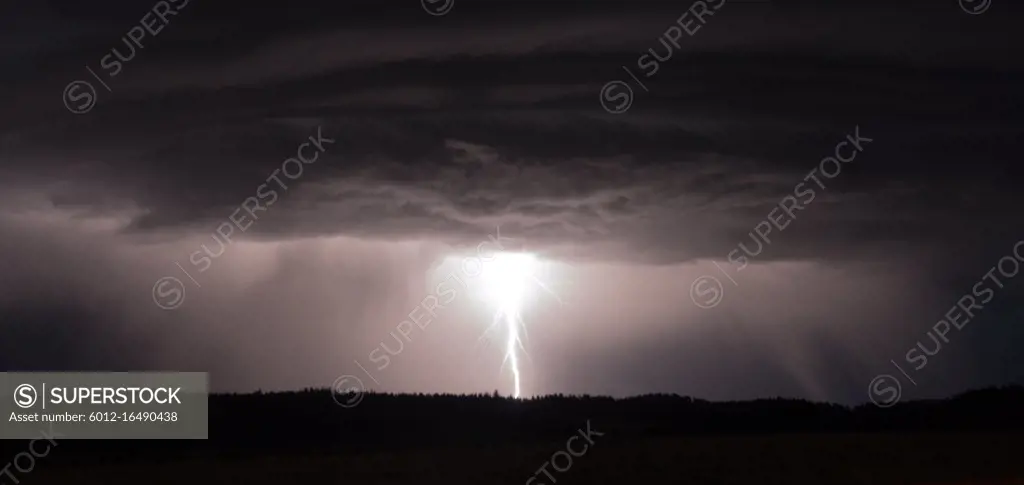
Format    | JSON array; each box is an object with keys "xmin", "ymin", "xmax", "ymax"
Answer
[{"xmin": 0, "ymin": 0, "xmax": 1021, "ymax": 265}]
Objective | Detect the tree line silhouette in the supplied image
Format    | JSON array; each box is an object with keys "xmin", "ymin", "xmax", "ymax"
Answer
[{"xmin": 7, "ymin": 385, "xmax": 1023, "ymax": 464}]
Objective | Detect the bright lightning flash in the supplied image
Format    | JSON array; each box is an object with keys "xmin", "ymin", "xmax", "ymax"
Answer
[{"xmin": 479, "ymin": 253, "xmax": 538, "ymax": 398}]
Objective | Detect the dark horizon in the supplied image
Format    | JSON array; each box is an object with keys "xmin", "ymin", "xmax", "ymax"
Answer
[{"xmin": 223, "ymin": 383, "xmax": 1024, "ymax": 408}]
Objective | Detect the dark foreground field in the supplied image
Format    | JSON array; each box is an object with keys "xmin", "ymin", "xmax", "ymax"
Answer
[
  {"xmin": 27, "ymin": 433, "xmax": 1024, "ymax": 485},
  {"xmin": 9, "ymin": 388, "xmax": 1024, "ymax": 484}
]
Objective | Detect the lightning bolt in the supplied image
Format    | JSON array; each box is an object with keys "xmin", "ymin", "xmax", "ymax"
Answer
[
  {"xmin": 501, "ymin": 309, "xmax": 522, "ymax": 398},
  {"xmin": 476, "ymin": 251, "xmax": 570, "ymax": 398},
  {"xmin": 482, "ymin": 298, "xmax": 524, "ymax": 398}
]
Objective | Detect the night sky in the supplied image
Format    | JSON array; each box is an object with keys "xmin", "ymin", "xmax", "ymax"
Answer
[{"xmin": 1, "ymin": 0, "xmax": 1022, "ymax": 405}]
